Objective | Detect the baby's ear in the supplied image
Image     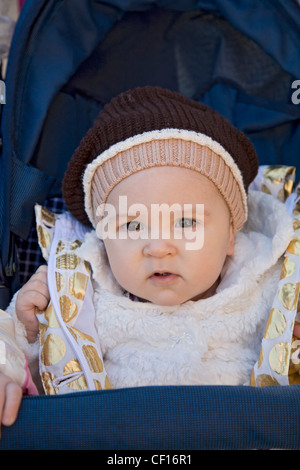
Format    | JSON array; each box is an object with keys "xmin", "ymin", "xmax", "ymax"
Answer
[{"xmin": 227, "ymin": 223, "xmax": 235, "ymax": 256}]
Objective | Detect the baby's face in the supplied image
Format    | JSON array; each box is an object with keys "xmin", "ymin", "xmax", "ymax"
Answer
[{"xmin": 99, "ymin": 166, "xmax": 234, "ymax": 305}]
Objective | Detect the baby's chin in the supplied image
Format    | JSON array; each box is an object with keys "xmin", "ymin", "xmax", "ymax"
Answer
[
  {"xmin": 132, "ymin": 291, "xmax": 201, "ymax": 307},
  {"xmin": 135, "ymin": 285, "xmax": 218, "ymax": 306}
]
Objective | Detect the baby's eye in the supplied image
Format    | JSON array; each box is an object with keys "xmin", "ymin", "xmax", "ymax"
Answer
[
  {"xmin": 175, "ymin": 218, "xmax": 196, "ymax": 228},
  {"xmin": 125, "ymin": 220, "xmax": 143, "ymax": 232}
]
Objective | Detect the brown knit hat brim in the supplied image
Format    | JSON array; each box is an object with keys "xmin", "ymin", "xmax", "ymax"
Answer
[{"xmin": 84, "ymin": 129, "xmax": 247, "ymax": 232}]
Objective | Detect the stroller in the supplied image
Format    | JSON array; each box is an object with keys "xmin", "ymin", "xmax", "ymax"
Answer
[{"xmin": 0, "ymin": 0, "xmax": 300, "ymax": 450}]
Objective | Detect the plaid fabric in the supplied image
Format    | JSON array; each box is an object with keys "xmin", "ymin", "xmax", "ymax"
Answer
[{"xmin": 15, "ymin": 197, "xmax": 66, "ymax": 285}]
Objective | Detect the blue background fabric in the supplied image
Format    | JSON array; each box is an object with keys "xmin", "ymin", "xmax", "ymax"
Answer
[
  {"xmin": 0, "ymin": 0, "xmax": 300, "ymax": 450},
  {"xmin": 1, "ymin": 385, "xmax": 300, "ymax": 450}
]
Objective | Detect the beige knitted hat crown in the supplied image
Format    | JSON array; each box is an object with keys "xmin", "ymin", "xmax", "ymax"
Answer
[{"xmin": 62, "ymin": 86, "xmax": 259, "ymax": 232}]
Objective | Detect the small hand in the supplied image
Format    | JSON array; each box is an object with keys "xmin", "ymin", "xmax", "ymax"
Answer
[
  {"xmin": 15, "ymin": 265, "xmax": 49, "ymax": 343},
  {"xmin": 0, "ymin": 373, "xmax": 22, "ymax": 438}
]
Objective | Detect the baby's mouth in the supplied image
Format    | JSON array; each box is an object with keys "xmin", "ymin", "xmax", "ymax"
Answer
[{"xmin": 149, "ymin": 271, "xmax": 179, "ymax": 284}]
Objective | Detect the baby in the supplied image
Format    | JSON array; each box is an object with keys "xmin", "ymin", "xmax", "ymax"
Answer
[{"xmin": 0, "ymin": 86, "xmax": 298, "ymax": 428}]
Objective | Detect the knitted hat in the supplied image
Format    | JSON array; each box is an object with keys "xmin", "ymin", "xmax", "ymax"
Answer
[{"xmin": 62, "ymin": 86, "xmax": 259, "ymax": 232}]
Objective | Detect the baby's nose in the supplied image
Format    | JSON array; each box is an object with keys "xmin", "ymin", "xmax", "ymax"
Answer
[{"xmin": 143, "ymin": 238, "xmax": 177, "ymax": 257}]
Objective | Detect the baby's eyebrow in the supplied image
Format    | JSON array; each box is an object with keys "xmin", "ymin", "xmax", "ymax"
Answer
[{"xmin": 116, "ymin": 212, "xmax": 144, "ymax": 219}]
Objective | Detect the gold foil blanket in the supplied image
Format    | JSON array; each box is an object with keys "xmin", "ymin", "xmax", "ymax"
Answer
[
  {"xmin": 250, "ymin": 166, "xmax": 300, "ymax": 386},
  {"xmin": 35, "ymin": 205, "xmax": 112, "ymax": 394}
]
